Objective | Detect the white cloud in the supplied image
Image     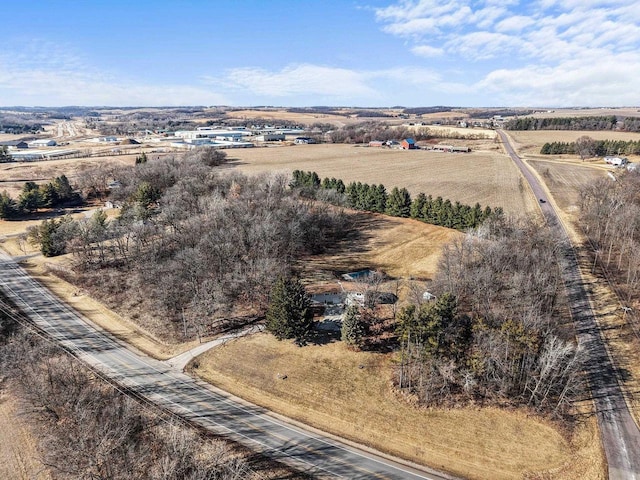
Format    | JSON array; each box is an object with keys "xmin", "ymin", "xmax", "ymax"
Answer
[
  {"xmin": 208, "ymin": 64, "xmax": 377, "ymax": 99},
  {"xmin": 495, "ymin": 15, "xmax": 536, "ymax": 32},
  {"xmin": 374, "ymin": 0, "xmax": 640, "ymax": 105},
  {"xmin": 411, "ymin": 44, "xmax": 445, "ymax": 57},
  {"xmin": 477, "ymin": 51, "xmax": 640, "ymax": 106}
]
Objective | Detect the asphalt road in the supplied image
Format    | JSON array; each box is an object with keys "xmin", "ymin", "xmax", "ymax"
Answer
[
  {"xmin": 0, "ymin": 251, "xmax": 451, "ymax": 480},
  {"xmin": 498, "ymin": 130, "xmax": 640, "ymax": 479}
]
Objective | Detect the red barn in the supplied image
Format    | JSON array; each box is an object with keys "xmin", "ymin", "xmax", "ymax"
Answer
[{"xmin": 401, "ymin": 138, "xmax": 416, "ymax": 149}]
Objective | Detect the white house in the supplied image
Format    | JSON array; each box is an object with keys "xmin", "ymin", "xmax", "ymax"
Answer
[{"xmin": 604, "ymin": 156, "xmax": 628, "ymax": 167}]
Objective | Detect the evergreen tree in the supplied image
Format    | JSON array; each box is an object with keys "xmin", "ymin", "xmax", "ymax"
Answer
[
  {"xmin": 266, "ymin": 277, "xmax": 314, "ymax": 345},
  {"xmin": 135, "ymin": 152, "xmax": 148, "ymax": 164},
  {"xmin": 0, "ymin": 191, "xmax": 17, "ymax": 219},
  {"xmin": 0, "ymin": 146, "xmax": 11, "ymax": 163},
  {"xmin": 410, "ymin": 192, "xmax": 426, "ymax": 219},
  {"xmin": 341, "ymin": 305, "xmax": 367, "ymax": 348},
  {"xmin": 36, "ymin": 219, "xmax": 66, "ymax": 257},
  {"xmin": 18, "ymin": 182, "xmax": 43, "ymax": 213}
]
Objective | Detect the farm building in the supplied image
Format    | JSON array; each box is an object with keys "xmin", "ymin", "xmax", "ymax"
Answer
[
  {"xmin": 369, "ymin": 140, "xmax": 385, "ymax": 147},
  {"xmin": 604, "ymin": 156, "xmax": 628, "ymax": 167},
  {"xmin": 401, "ymin": 138, "xmax": 416, "ymax": 149},
  {"xmin": 28, "ymin": 139, "xmax": 57, "ymax": 147},
  {"xmin": 0, "ymin": 140, "xmax": 28, "ymax": 149},
  {"xmin": 431, "ymin": 144, "xmax": 471, "ymax": 153},
  {"xmin": 255, "ymin": 133, "xmax": 285, "ymax": 142},
  {"xmin": 294, "ymin": 137, "xmax": 316, "ymax": 144}
]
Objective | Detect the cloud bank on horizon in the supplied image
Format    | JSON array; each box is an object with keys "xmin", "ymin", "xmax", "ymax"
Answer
[{"xmin": 0, "ymin": 0, "xmax": 638, "ymax": 107}]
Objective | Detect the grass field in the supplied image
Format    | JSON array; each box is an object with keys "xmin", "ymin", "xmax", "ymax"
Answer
[
  {"xmin": 192, "ymin": 333, "xmax": 605, "ymax": 480},
  {"xmin": 528, "ymin": 159, "xmax": 607, "ymax": 221},
  {"xmin": 304, "ymin": 212, "xmax": 462, "ymax": 281},
  {"xmin": 505, "ymin": 130, "xmax": 640, "ymax": 158},
  {"xmin": 224, "ymin": 144, "xmax": 537, "ymax": 216}
]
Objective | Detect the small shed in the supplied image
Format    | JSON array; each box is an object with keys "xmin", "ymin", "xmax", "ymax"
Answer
[{"xmin": 401, "ymin": 138, "xmax": 416, "ymax": 149}]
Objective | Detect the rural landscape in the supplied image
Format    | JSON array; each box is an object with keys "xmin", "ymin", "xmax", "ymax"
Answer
[
  {"xmin": 2, "ymin": 1, "xmax": 640, "ymax": 479},
  {"xmin": 1, "ymin": 104, "xmax": 639, "ymax": 479}
]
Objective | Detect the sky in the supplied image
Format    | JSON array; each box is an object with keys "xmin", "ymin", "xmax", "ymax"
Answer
[{"xmin": 1, "ymin": 0, "xmax": 638, "ymax": 108}]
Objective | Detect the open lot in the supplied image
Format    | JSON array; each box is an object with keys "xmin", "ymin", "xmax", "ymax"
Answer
[
  {"xmin": 192, "ymin": 333, "xmax": 605, "ymax": 480},
  {"xmin": 225, "ymin": 143, "xmax": 537, "ymax": 216}
]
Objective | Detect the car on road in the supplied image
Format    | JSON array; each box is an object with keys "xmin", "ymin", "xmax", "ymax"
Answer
[{"xmin": 539, "ymin": 198, "xmax": 546, "ymax": 203}]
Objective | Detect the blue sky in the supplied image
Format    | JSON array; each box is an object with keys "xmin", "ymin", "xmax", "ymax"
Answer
[{"xmin": 1, "ymin": 0, "xmax": 638, "ymax": 107}]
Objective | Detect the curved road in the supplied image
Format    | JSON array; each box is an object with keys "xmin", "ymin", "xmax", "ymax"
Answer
[
  {"xmin": 0, "ymin": 251, "xmax": 451, "ymax": 480},
  {"xmin": 498, "ymin": 130, "xmax": 640, "ymax": 479}
]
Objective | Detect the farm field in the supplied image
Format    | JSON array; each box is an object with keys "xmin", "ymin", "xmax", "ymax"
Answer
[
  {"xmin": 225, "ymin": 143, "xmax": 538, "ymax": 216},
  {"xmin": 192, "ymin": 333, "xmax": 606, "ymax": 480},
  {"xmin": 528, "ymin": 159, "xmax": 607, "ymax": 222},
  {"xmin": 505, "ymin": 130, "xmax": 640, "ymax": 157}
]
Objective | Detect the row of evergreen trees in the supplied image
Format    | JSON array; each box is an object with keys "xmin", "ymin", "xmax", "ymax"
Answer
[
  {"xmin": 540, "ymin": 139, "xmax": 640, "ymax": 155},
  {"xmin": 505, "ymin": 115, "xmax": 619, "ymax": 131},
  {"xmin": 290, "ymin": 170, "xmax": 501, "ymax": 231},
  {"xmin": 0, "ymin": 175, "xmax": 82, "ymax": 219}
]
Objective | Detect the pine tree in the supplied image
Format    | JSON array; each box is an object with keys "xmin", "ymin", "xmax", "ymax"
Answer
[
  {"xmin": 341, "ymin": 305, "xmax": 367, "ymax": 348},
  {"xmin": 266, "ymin": 277, "xmax": 314, "ymax": 345},
  {"xmin": 0, "ymin": 191, "xmax": 17, "ymax": 219}
]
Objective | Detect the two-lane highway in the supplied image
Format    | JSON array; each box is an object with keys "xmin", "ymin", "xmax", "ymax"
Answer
[
  {"xmin": 0, "ymin": 251, "xmax": 450, "ymax": 480},
  {"xmin": 498, "ymin": 130, "xmax": 640, "ymax": 479}
]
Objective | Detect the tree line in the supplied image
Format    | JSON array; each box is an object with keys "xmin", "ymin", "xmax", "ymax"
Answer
[
  {"xmin": 580, "ymin": 171, "xmax": 640, "ymax": 304},
  {"xmin": 505, "ymin": 115, "xmax": 620, "ymax": 131},
  {"xmin": 540, "ymin": 139, "xmax": 640, "ymax": 156},
  {"xmin": 0, "ymin": 174, "xmax": 82, "ymax": 219},
  {"xmin": 291, "ymin": 170, "xmax": 501, "ymax": 231},
  {"xmin": 392, "ymin": 216, "xmax": 583, "ymax": 417},
  {"xmin": 0, "ymin": 300, "xmax": 269, "ymax": 480}
]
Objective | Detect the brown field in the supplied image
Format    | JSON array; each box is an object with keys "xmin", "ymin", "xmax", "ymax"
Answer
[
  {"xmin": 192, "ymin": 333, "xmax": 605, "ymax": 480},
  {"xmin": 305, "ymin": 212, "xmax": 462, "ymax": 281},
  {"xmin": 0, "ymin": 391, "xmax": 50, "ymax": 480},
  {"xmin": 528, "ymin": 159, "xmax": 607, "ymax": 222},
  {"xmin": 225, "ymin": 144, "xmax": 538, "ymax": 216},
  {"xmin": 526, "ymin": 107, "xmax": 640, "ymax": 119},
  {"xmin": 505, "ymin": 130, "xmax": 640, "ymax": 158},
  {"xmin": 224, "ymin": 108, "xmax": 356, "ymax": 126}
]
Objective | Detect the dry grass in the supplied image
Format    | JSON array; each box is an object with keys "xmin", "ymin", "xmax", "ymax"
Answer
[
  {"xmin": 225, "ymin": 144, "xmax": 537, "ymax": 216},
  {"xmin": 505, "ymin": 130, "xmax": 640, "ymax": 159},
  {"xmin": 527, "ymin": 159, "xmax": 607, "ymax": 223},
  {"xmin": 0, "ymin": 154, "xmax": 136, "ymax": 198},
  {"xmin": 305, "ymin": 212, "xmax": 462, "ymax": 280},
  {"xmin": 192, "ymin": 333, "xmax": 605, "ymax": 480},
  {"xmin": 0, "ymin": 391, "xmax": 51, "ymax": 480}
]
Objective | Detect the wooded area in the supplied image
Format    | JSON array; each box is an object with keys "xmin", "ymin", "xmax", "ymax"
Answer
[
  {"xmin": 505, "ymin": 116, "xmax": 622, "ymax": 131},
  {"xmin": 27, "ymin": 151, "xmax": 351, "ymax": 341},
  {"xmin": 393, "ymin": 216, "xmax": 583, "ymax": 417},
  {"xmin": 540, "ymin": 138, "xmax": 640, "ymax": 156},
  {"xmin": 580, "ymin": 171, "xmax": 640, "ymax": 306}
]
